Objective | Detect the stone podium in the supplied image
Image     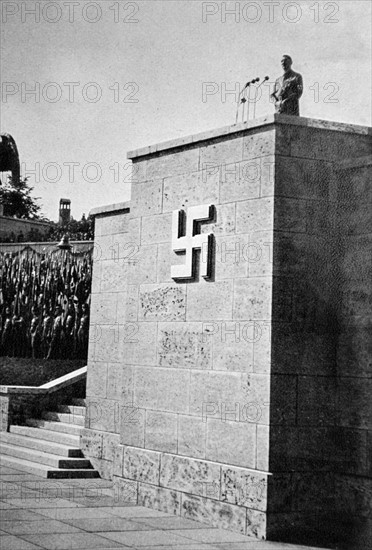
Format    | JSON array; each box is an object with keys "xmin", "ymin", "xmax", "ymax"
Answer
[{"xmin": 85, "ymin": 114, "xmax": 371, "ymax": 547}]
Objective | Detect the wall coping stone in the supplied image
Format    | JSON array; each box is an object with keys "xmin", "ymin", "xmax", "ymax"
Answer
[
  {"xmin": 0, "ymin": 366, "xmax": 87, "ymax": 395},
  {"xmin": 90, "ymin": 202, "xmax": 131, "ymax": 218},
  {"xmin": 127, "ymin": 114, "xmax": 372, "ymax": 160}
]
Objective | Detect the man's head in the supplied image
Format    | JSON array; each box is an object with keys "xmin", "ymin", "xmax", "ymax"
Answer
[{"xmin": 281, "ymin": 55, "xmax": 293, "ymax": 72}]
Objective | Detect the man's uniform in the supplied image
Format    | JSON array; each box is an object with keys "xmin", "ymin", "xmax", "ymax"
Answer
[{"xmin": 273, "ymin": 70, "xmax": 303, "ymax": 116}]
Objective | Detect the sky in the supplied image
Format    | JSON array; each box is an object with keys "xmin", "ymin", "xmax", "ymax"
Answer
[{"xmin": 1, "ymin": 0, "xmax": 371, "ymax": 220}]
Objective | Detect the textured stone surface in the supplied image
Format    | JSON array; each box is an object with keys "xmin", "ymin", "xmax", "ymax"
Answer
[
  {"xmin": 177, "ymin": 415, "xmax": 206, "ymax": 459},
  {"xmin": 133, "ymin": 367, "xmax": 189, "ymax": 414},
  {"xmin": 157, "ymin": 322, "xmax": 213, "ymax": 370},
  {"xmin": 160, "ymin": 455, "xmax": 220, "ymax": 497},
  {"xmin": 123, "ymin": 446, "xmax": 160, "ymax": 485},
  {"xmin": 138, "ymin": 284, "xmax": 186, "ymax": 322},
  {"xmin": 206, "ymin": 419, "xmax": 256, "ymax": 468},
  {"xmin": 80, "ymin": 428, "xmax": 103, "ymax": 459},
  {"xmin": 186, "ymin": 280, "xmax": 233, "ymax": 321},
  {"xmin": 137, "ymin": 483, "xmax": 181, "ymax": 515},
  {"xmin": 144, "ymin": 410, "xmax": 178, "ymax": 453},
  {"xmin": 181, "ymin": 493, "xmax": 246, "ymax": 534},
  {"xmin": 221, "ymin": 466, "xmax": 268, "ymax": 511}
]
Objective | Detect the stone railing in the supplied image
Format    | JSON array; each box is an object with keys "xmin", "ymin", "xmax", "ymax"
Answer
[{"xmin": 0, "ymin": 366, "xmax": 87, "ymax": 431}]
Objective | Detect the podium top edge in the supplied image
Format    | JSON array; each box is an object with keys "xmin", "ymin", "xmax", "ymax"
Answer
[{"xmin": 127, "ymin": 114, "xmax": 371, "ymax": 160}]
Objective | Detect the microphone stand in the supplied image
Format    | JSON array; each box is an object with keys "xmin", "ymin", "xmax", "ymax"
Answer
[
  {"xmin": 235, "ymin": 82, "xmax": 250, "ymax": 124},
  {"xmin": 253, "ymin": 76, "xmax": 270, "ymax": 119}
]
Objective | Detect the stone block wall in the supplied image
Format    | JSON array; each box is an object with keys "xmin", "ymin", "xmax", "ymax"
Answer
[{"xmin": 85, "ymin": 115, "xmax": 371, "ymax": 547}]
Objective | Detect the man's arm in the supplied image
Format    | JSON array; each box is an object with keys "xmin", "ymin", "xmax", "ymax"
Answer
[{"xmin": 296, "ymin": 73, "xmax": 303, "ymax": 99}]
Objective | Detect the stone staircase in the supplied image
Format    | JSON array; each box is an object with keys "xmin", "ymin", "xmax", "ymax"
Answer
[{"xmin": 0, "ymin": 399, "xmax": 99, "ymax": 479}]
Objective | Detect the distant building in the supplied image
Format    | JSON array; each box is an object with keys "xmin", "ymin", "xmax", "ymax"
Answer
[{"xmin": 59, "ymin": 198, "xmax": 71, "ymax": 225}]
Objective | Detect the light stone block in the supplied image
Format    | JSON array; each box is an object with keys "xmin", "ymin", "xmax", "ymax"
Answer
[
  {"xmin": 181, "ymin": 493, "xmax": 246, "ymax": 534},
  {"xmin": 219, "ymin": 160, "xmax": 262, "ymax": 204},
  {"xmin": 113, "ymin": 476, "xmax": 138, "ymax": 504},
  {"xmin": 246, "ymin": 509, "xmax": 266, "ymax": 539},
  {"xmin": 93, "ymin": 325, "xmax": 121, "ymax": 363},
  {"xmin": 145, "ymin": 410, "xmax": 178, "ymax": 453},
  {"xmin": 116, "ymin": 286, "xmax": 138, "ymax": 323},
  {"xmin": 86, "ymin": 397, "xmax": 120, "ymax": 433},
  {"xmin": 120, "ymin": 404, "xmax": 145, "ymax": 447},
  {"xmin": 133, "ymin": 366, "xmax": 190, "ymax": 414},
  {"xmin": 106, "ymin": 363, "xmax": 125, "ymax": 401},
  {"xmin": 95, "ymin": 234, "xmax": 114, "ymax": 261},
  {"xmin": 99, "ymin": 211, "xmax": 131, "ymax": 236},
  {"xmin": 141, "ymin": 213, "xmax": 172, "ymax": 244},
  {"xmin": 157, "ymin": 322, "xmax": 213, "ymax": 370},
  {"xmin": 210, "ymin": 319, "xmax": 254, "ymax": 372},
  {"xmin": 99, "ymin": 259, "xmax": 128, "ymax": 293},
  {"xmin": 200, "ymin": 202, "xmax": 236, "ymax": 236},
  {"xmin": 160, "ymin": 454, "xmax": 221, "ymax": 497},
  {"xmin": 90, "ymin": 293, "xmax": 118, "ymax": 325},
  {"xmin": 123, "ymin": 446, "xmax": 160, "ymax": 485},
  {"xmin": 206, "ymin": 418, "xmax": 256, "ymax": 468},
  {"xmin": 120, "ymin": 322, "xmax": 157, "ymax": 366},
  {"xmin": 91, "ymin": 258, "xmax": 101, "ymax": 295},
  {"xmin": 189, "ymin": 371, "xmax": 245, "ymax": 418},
  {"xmin": 80, "ymin": 428, "xmax": 103, "ymax": 459},
  {"xmin": 259, "ymin": 155, "xmax": 275, "ymax": 197},
  {"xmin": 162, "ymin": 169, "xmax": 219, "ymax": 213},
  {"xmin": 233, "ymin": 278, "xmax": 272, "ymax": 320},
  {"xmin": 256, "ymin": 425, "xmax": 270, "ymax": 471},
  {"xmin": 248, "ymin": 231, "xmax": 273, "ymax": 278},
  {"xmin": 190, "ymin": 371, "xmax": 270, "ymax": 425},
  {"xmin": 186, "ymin": 279, "xmax": 233, "ymax": 321},
  {"xmin": 138, "ymin": 283, "xmax": 186, "ymax": 322},
  {"xmin": 125, "ymin": 244, "xmax": 158, "ymax": 285},
  {"xmin": 236, "ymin": 198, "xmax": 274, "ymax": 234},
  {"xmin": 145, "ymin": 147, "xmax": 200, "ymax": 181},
  {"xmin": 213, "ymin": 234, "xmax": 249, "ymax": 280},
  {"xmin": 86, "ymin": 361, "xmax": 108, "ymax": 398},
  {"xmin": 130, "ymin": 179, "xmax": 163, "ymax": 217},
  {"xmin": 102, "ymin": 432, "xmax": 120, "ymax": 461},
  {"xmin": 138, "ymin": 482, "xmax": 181, "ymax": 515},
  {"xmin": 113, "ymin": 444, "xmax": 124, "ymax": 476},
  {"xmin": 199, "ymin": 135, "xmax": 244, "ymax": 166},
  {"xmin": 242, "ymin": 129, "xmax": 275, "ymax": 160},
  {"xmin": 178, "ymin": 415, "xmax": 206, "ymax": 459},
  {"xmin": 221, "ymin": 466, "xmax": 268, "ymax": 511}
]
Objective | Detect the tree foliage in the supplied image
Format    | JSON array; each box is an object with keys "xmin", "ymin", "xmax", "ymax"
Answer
[{"xmin": 0, "ymin": 176, "xmax": 42, "ymax": 219}]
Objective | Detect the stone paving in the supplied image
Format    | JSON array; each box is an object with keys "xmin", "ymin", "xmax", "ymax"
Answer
[{"xmin": 0, "ymin": 465, "xmax": 334, "ymax": 550}]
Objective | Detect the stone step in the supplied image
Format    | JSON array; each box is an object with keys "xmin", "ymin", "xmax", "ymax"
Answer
[
  {"xmin": 9, "ymin": 425, "xmax": 80, "ymax": 447},
  {"xmin": 70, "ymin": 398, "xmax": 86, "ymax": 407},
  {"xmin": 0, "ymin": 443, "xmax": 93, "ymax": 469},
  {"xmin": 1, "ymin": 432, "xmax": 82, "ymax": 458},
  {"xmin": 26, "ymin": 419, "xmax": 82, "ymax": 436},
  {"xmin": 0, "ymin": 455, "xmax": 99, "ymax": 479},
  {"xmin": 56, "ymin": 405, "xmax": 86, "ymax": 416},
  {"xmin": 42, "ymin": 411, "xmax": 85, "ymax": 426}
]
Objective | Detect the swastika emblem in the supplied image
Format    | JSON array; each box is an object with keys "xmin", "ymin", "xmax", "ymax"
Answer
[{"xmin": 171, "ymin": 204, "xmax": 215, "ymax": 281}]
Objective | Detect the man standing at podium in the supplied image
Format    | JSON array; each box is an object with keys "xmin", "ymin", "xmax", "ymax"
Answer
[{"xmin": 271, "ymin": 55, "xmax": 303, "ymax": 116}]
